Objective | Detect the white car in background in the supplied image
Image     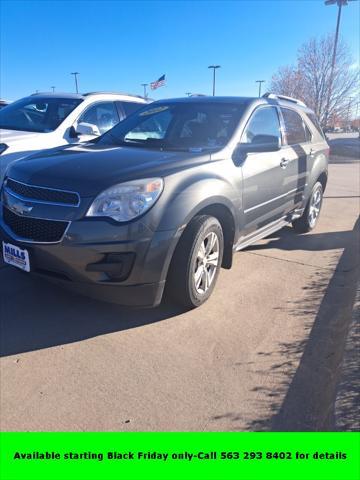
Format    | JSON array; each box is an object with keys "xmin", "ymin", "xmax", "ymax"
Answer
[{"xmin": 0, "ymin": 91, "xmax": 149, "ymax": 181}]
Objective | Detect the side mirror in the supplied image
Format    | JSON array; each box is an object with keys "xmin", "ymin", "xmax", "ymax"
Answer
[
  {"xmin": 76, "ymin": 122, "xmax": 101, "ymax": 137},
  {"xmin": 233, "ymin": 135, "xmax": 281, "ymax": 165}
]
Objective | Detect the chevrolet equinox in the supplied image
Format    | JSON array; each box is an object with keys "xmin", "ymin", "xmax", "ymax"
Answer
[{"xmin": 1, "ymin": 94, "xmax": 328, "ymax": 308}]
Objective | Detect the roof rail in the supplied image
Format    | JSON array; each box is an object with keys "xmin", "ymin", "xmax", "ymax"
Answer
[
  {"xmin": 30, "ymin": 91, "xmax": 82, "ymax": 96},
  {"xmin": 83, "ymin": 91, "xmax": 148, "ymax": 100},
  {"xmin": 262, "ymin": 92, "xmax": 306, "ymax": 107}
]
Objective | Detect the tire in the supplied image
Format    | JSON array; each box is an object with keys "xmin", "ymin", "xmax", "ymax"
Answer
[
  {"xmin": 166, "ymin": 215, "xmax": 224, "ymax": 309},
  {"xmin": 292, "ymin": 181, "xmax": 323, "ymax": 233}
]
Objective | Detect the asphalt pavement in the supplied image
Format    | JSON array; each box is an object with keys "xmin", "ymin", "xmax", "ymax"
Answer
[
  {"xmin": 0, "ymin": 157, "xmax": 359, "ymax": 432},
  {"xmin": 327, "ymin": 132, "xmax": 360, "ymax": 162}
]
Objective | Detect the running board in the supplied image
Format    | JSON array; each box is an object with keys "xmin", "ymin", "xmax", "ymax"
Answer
[{"xmin": 234, "ymin": 217, "xmax": 290, "ymax": 251}]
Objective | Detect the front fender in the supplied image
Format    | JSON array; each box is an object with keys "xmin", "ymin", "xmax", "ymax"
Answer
[{"xmin": 155, "ymin": 176, "xmax": 241, "ymax": 232}]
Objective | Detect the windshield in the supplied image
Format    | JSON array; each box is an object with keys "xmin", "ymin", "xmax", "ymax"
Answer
[
  {"xmin": 0, "ymin": 96, "xmax": 83, "ymax": 133},
  {"xmin": 99, "ymin": 102, "xmax": 245, "ymax": 151}
]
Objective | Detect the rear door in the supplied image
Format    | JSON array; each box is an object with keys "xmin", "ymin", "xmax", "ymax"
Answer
[
  {"xmin": 278, "ymin": 107, "xmax": 312, "ymax": 213},
  {"xmin": 240, "ymin": 105, "xmax": 286, "ymax": 233}
]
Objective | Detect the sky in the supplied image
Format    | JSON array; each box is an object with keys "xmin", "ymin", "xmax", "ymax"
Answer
[{"xmin": 1, "ymin": 0, "xmax": 359, "ymax": 101}]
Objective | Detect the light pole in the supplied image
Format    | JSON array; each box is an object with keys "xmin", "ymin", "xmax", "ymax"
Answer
[
  {"xmin": 51, "ymin": 86, "xmax": 55, "ymax": 92},
  {"xmin": 255, "ymin": 80, "xmax": 265, "ymax": 97},
  {"xmin": 71, "ymin": 72, "xmax": 80, "ymax": 93},
  {"xmin": 141, "ymin": 83, "xmax": 148, "ymax": 99},
  {"xmin": 208, "ymin": 65, "xmax": 221, "ymax": 96},
  {"xmin": 323, "ymin": 0, "xmax": 357, "ymax": 126}
]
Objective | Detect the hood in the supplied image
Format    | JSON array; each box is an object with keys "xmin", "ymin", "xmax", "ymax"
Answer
[
  {"xmin": 6, "ymin": 143, "xmax": 212, "ymax": 197},
  {"xmin": 0, "ymin": 128, "xmax": 43, "ymax": 145}
]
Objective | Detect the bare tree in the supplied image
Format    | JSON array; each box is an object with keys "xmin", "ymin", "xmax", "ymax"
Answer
[{"xmin": 270, "ymin": 34, "xmax": 359, "ymax": 126}]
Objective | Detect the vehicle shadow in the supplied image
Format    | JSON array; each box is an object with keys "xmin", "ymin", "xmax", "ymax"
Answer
[
  {"xmin": 210, "ymin": 217, "xmax": 360, "ymax": 431},
  {"xmin": 244, "ymin": 225, "xmax": 355, "ymax": 253},
  {"xmin": 334, "ymin": 293, "xmax": 360, "ymax": 432},
  {"xmin": 0, "ymin": 272, "xmax": 184, "ymax": 357}
]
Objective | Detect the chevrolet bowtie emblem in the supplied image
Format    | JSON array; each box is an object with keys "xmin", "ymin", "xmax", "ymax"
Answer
[{"xmin": 10, "ymin": 202, "xmax": 34, "ymax": 215}]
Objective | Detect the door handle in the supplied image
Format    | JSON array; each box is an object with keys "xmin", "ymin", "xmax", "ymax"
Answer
[
  {"xmin": 309, "ymin": 148, "xmax": 315, "ymax": 158},
  {"xmin": 280, "ymin": 158, "xmax": 290, "ymax": 168}
]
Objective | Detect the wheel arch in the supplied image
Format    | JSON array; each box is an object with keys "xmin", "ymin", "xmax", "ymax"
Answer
[
  {"xmin": 193, "ymin": 203, "xmax": 236, "ymax": 269},
  {"xmin": 317, "ymin": 171, "xmax": 328, "ymax": 192}
]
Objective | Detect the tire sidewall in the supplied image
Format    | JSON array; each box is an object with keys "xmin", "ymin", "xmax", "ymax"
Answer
[
  {"xmin": 187, "ymin": 218, "xmax": 224, "ymax": 307},
  {"xmin": 306, "ymin": 181, "xmax": 323, "ymax": 230}
]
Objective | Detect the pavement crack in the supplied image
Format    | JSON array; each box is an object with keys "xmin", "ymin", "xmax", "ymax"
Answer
[{"xmin": 244, "ymin": 251, "xmax": 335, "ymax": 271}]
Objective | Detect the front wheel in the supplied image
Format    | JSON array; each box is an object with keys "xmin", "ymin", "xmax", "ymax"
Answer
[
  {"xmin": 292, "ymin": 181, "xmax": 323, "ymax": 233},
  {"xmin": 166, "ymin": 215, "xmax": 224, "ymax": 309}
]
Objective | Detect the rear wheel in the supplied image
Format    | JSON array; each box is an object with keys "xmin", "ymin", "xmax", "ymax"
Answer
[
  {"xmin": 166, "ymin": 215, "xmax": 224, "ymax": 309},
  {"xmin": 292, "ymin": 181, "xmax": 323, "ymax": 233}
]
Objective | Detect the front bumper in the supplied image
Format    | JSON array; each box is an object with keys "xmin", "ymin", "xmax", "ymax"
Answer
[{"xmin": 0, "ymin": 209, "xmax": 179, "ymax": 307}]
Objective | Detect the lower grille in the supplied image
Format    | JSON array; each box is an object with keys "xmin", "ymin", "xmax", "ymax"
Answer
[{"xmin": 3, "ymin": 207, "xmax": 69, "ymax": 243}]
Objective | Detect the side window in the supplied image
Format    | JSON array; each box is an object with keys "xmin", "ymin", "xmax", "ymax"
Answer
[
  {"xmin": 78, "ymin": 102, "xmax": 119, "ymax": 134},
  {"xmin": 281, "ymin": 108, "xmax": 307, "ymax": 145},
  {"xmin": 307, "ymin": 113, "xmax": 325, "ymax": 139},
  {"xmin": 241, "ymin": 107, "xmax": 281, "ymax": 146},
  {"xmin": 120, "ymin": 101, "xmax": 144, "ymax": 117},
  {"xmin": 304, "ymin": 123, "xmax": 312, "ymax": 142}
]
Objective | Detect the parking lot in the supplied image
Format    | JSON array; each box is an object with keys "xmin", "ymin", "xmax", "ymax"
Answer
[{"xmin": 0, "ymin": 154, "xmax": 359, "ymax": 432}]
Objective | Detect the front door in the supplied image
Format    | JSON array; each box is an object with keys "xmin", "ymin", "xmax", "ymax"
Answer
[{"xmin": 240, "ymin": 105, "xmax": 286, "ymax": 234}]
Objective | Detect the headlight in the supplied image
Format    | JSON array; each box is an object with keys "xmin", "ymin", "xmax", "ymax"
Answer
[
  {"xmin": 0, "ymin": 143, "xmax": 8, "ymax": 155},
  {"xmin": 86, "ymin": 178, "xmax": 164, "ymax": 222}
]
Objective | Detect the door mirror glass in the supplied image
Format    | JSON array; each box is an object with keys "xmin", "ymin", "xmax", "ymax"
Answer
[
  {"xmin": 76, "ymin": 122, "xmax": 101, "ymax": 137},
  {"xmin": 234, "ymin": 135, "xmax": 280, "ymax": 165},
  {"xmin": 239, "ymin": 134, "xmax": 281, "ymax": 153}
]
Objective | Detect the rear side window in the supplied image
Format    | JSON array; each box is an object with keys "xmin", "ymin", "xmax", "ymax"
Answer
[
  {"xmin": 121, "ymin": 101, "xmax": 144, "ymax": 117},
  {"xmin": 281, "ymin": 108, "xmax": 307, "ymax": 145},
  {"xmin": 307, "ymin": 113, "xmax": 326, "ymax": 139},
  {"xmin": 241, "ymin": 106, "xmax": 281, "ymax": 145}
]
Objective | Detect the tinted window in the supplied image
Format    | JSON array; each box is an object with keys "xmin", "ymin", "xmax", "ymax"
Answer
[
  {"xmin": 121, "ymin": 101, "xmax": 144, "ymax": 117},
  {"xmin": 304, "ymin": 123, "xmax": 312, "ymax": 142},
  {"xmin": 100, "ymin": 102, "xmax": 245, "ymax": 151},
  {"xmin": 78, "ymin": 102, "xmax": 119, "ymax": 134},
  {"xmin": 241, "ymin": 107, "xmax": 281, "ymax": 145},
  {"xmin": 281, "ymin": 108, "xmax": 307, "ymax": 145},
  {"xmin": 307, "ymin": 113, "xmax": 325, "ymax": 139},
  {"xmin": 0, "ymin": 97, "xmax": 82, "ymax": 132}
]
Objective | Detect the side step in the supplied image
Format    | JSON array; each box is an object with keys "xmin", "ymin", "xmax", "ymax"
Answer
[{"xmin": 234, "ymin": 217, "xmax": 290, "ymax": 252}]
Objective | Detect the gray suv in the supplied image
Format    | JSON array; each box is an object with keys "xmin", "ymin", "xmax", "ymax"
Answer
[{"xmin": 0, "ymin": 94, "xmax": 328, "ymax": 308}]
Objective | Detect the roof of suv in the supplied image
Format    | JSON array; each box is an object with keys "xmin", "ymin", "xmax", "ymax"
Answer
[
  {"xmin": 155, "ymin": 94, "xmax": 312, "ymax": 113},
  {"xmin": 158, "ymin": 96, "xmax": 253, "ymax": 104},
  {"xmin": 29, "ymin": 91, "xmax": 148, "ymax": 101}
]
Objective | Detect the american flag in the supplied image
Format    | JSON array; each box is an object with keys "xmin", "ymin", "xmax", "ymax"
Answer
[{"xmin": 150, "ymin": 74, "xmax": 166, "ymax": 90}]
